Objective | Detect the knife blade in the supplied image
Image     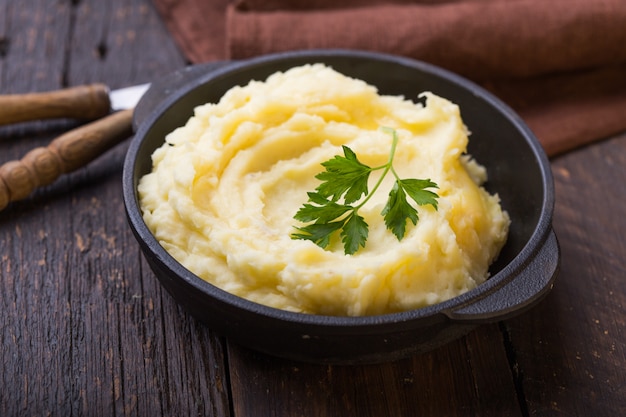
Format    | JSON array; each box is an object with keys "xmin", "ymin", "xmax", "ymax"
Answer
[
  {"xmin": 0, "ymin": 82, "xmax": 151, "ymax": 211},
  {"xmin": 109, "ymin": 83, "xmax": 150, "ymax": 112},
  {"xmin": 0, "ymin": 82, "xmax": 150, "ymax": 126}
]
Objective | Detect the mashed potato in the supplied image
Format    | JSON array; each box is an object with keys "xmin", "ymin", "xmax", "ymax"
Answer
[{"xmin": 138, "ymin": 64, "xmax": 510, "ymax": 316}]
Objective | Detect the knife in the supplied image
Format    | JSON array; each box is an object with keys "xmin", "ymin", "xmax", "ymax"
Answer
[
  {"xmin": 0, "ymin": 83, "xmax": 149, "ymax": 126},
  {"xmin": 0, "ymin": 83, "xmax": 149, "ymax": 211}
]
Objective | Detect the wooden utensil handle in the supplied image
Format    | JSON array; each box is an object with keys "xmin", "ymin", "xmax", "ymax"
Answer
[
  {"xmin": 0, "ymin": 109, "xmax": 133, "ymax": 210},
  {"xmin": 0, "ymin": 84, "xmax": 111, "ymax": 126}
]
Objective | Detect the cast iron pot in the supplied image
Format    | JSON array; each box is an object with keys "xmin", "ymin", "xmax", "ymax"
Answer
[{"xmin": 123, "ymin": 49, "xmax": 560, "ymax": 364}]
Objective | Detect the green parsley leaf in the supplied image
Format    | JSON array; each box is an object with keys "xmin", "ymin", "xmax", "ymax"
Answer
[
  {"xmin": 381, "ymin": 181, "xmax": 418, "ymax": 240},
  {"xmin": 398, "ymin": 178, "xmax": 440, "ymax": 209},
  {"xmin": 291, "ymin": 221, "xmax": 344, "ymax": 249},
  {"xmin": 316, "ymin": 145, "xmax": 372, "ymax": 204},
  {"xmin": 341, "ymin": 212, "xmax": 369, "ymax": 255},
  {"xmin": 294, "ymin": 192, "xmax": 352, "ymax": 223},
  {"xmin": 291, "ymin": 127, "xmax": 440, "ymax": 254}
]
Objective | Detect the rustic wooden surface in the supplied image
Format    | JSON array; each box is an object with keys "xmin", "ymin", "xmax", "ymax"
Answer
[{"xmin": 1, "ymin": 0, "xmax": 625, "ymax": 416}]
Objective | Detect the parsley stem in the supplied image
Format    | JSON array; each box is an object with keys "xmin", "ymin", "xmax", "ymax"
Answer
[{"xmin": 354, "ymin": 127, "xmax": 399, "ymax": 210}]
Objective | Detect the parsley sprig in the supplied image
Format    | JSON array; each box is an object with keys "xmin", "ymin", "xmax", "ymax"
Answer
[{"xmin": 291, "ymin": 127, "xmax": 439, "ymax": 255}]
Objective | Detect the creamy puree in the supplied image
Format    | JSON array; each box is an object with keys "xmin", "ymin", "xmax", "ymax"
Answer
[{"xmin": 138, "ymin": 64, "xmax": 510, "ymax": 316}]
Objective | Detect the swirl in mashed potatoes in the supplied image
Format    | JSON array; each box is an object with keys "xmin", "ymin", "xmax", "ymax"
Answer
[{"xmin": 138, "ymin": 64, "xmax": 510, "ymax": 316}]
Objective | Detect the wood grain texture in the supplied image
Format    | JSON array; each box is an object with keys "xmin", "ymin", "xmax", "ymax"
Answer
[
  {"xmin": 0, "ymin": 0, "xmax": 70, "ymax": 94},
  {"xmin": 0, "ymin": 109, "xmax": 133, "ymax": 210},
  {"xmin": 0, "ymin": 84, "xmax": 111, "ymax": 125},
  {"xmin": 0, "ymin": 0, "xmax": 230, "ymax": 416},
  {"xmin": 228, "ymin": 324, "xmax": 523, "ymax": 417},
  {"xmin": 504, "ymin": 134, "xmax": 626, "ymax": 417},
  {"xmin": 1, "ymin": 0, "xmax": 626, "ymax": 415}
]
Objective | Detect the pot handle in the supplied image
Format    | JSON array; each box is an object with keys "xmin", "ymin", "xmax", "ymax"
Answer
[{"xmin": 446, "ymin": 229, "xmax": 560, "ymax": 323}]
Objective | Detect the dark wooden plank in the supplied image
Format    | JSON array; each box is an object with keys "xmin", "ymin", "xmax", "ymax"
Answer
[
  {"xmin": 228, "ymin": 323, "xmax": 523, "ymax": 417},
  {"xmin": 504, "ymin": 133, "xmax": 626, "ymax": 416},
  {"xmin": 0, "ymin": 0, "xmax": 231, "ymax": 415},
  {"xmin": 0, "ymin": 2, "xmax": 76, "ymax": 415},
  {"xmin": 69, "ymin": 0, "xmax": 189, "ymax": 88},
  {"xmin": 0, "ymin": 0, "xmax": 75, "ymax": 158},
  {"xmin": 3, "ymin": 0, "xmax": 626, "ymax": 415},
  {"xmin": 0, "ymin": 0, "xmax": 70, "ymax": 94}
]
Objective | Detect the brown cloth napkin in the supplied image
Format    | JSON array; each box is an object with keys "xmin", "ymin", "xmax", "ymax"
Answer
[{"xmin": 152, "ymin": 0, "xmax": 626, "ymax": 157}]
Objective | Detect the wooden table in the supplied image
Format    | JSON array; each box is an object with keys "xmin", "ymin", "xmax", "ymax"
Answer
[{"xmin": 1, "ymin": 1, "xmax": 624, "ymax": 416}]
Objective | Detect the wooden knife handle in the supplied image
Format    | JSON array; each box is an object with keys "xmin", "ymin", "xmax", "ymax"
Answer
[
  {"xmin": 0, "ymin": 84, "xmax": 111, "ymax": 126},
  {"xmin": 0, "ymin": 109, "xmax": 133, "ymax": 211}
]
